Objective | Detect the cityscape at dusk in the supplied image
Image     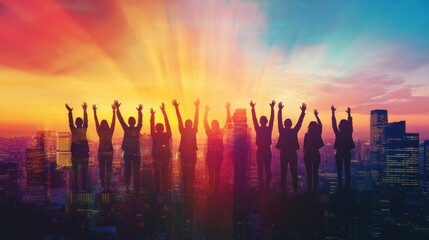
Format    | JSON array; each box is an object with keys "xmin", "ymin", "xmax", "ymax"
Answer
[{"xmin": 1, "ymin": 0, "xmax": 429, "ymax": 239}]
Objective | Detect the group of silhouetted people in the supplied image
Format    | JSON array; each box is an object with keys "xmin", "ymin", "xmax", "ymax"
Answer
[
  {"xmin": 251, "ymin": 101, "xmax": 354, "ymax": 193},
  {"xmin": 66, "ymin": 99, "xmax": 354, "ymax": 194}
]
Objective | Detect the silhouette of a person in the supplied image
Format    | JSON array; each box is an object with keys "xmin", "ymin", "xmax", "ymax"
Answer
[
  {"xmin": 250, "ymin": 100, "xmax": 275, "ymax": 192},
  {"xmin": 115, "ymin": 100, "xmax": 143, "ymax": 193},
  {"xmin": 93, "ymin": 103, "xmax": 116, "ymax": 193},
  {"xmin": 150, "ymin": 103, "xmax": 172, "ymax": 194},
  {"xmin": 173, "ymin": 98, "xmax": 200, "ymax": 194},
  {"xmin": 66, "ymin": 102, "xmax": 89, "ymax": 192},
  {"xmin": 303, "ymin": 110, "xmax": 324, "ymax": 193},
  {"xmin": 204, "ymin": 103, "xmax": 232, "ymax": 192},
  {"xmin": 331, "ymin": 105, "xmax": 355, "ymax": 192},
  {"xmin": 276, "ymin": 102, "xmax": 306, "ymax": 194}
]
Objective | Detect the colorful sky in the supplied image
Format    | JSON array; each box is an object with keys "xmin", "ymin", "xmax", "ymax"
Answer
[{"xmin": 1, "ymin": 0, "xmax": 429, "ymax": 140}]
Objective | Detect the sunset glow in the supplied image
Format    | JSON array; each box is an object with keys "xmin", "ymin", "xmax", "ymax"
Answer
[{"xmin": 1, "ymin": 0, "xmax": 429, "ymax": 138}]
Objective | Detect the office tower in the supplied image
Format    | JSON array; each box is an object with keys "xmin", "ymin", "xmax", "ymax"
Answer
[
  {"xmin": 0, "ymin": 162, "xmax": 18, "ymax": 198},
  {"xmin": 370, "ymin": 110, "xmax": 388, "ymax": 185},
  {"xmin": 36, "ymin": 130, "xmax": 57, "ymax": 163},
  {"xmin": 57, "ymin": 132, "xmax": 71, "ymax": 167},
  {"xmin": 424, "ymin": 140, "xmax": 429, "ymax": 178},
  {"xmin": 383, "ymin": 121, "xmax": 419, "ymax": 187},
  {"xmin": 26, "ymin": 148, "xmax": 47, "ymax": 186}
]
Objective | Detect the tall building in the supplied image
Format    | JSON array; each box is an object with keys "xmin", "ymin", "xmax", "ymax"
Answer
[
  {"xmin": 382, "ymin": 121, "xmax": 419, "ymax": 187},
  {"xmin": 424, "ymin": 140, "xmax": 429, "ymax": 179},
  {"xmin": 57, "ymin": 132, "xmax": 71, "ymax": 167},
  {"xmin": 370, "ymin": 110, "xmax": 388, "ymax": 185},
  {"xmin": 36, "ymin": 130, "xmax": 57, "ymax": 163},
  {"xmin": 26, "ymin": 148, "xmax": 47, "ymax": 186},
  {"xmin": 0, "ymin": 162, "xmax": 18, "ymax": 198}
]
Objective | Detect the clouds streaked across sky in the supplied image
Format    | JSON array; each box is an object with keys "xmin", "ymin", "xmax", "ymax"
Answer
[{"xmin": 1, "ymin": 0, "xmax": 429, "ymax": 138}]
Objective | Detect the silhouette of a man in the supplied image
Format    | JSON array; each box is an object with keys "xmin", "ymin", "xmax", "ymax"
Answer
[
  {"xmin": 250, "ymin": 100, "xmax": 275, "ymax": 192},
  {"xmin": 150, "ymin": 103, "xmax": 172, "ymax": 194},
  {"xmin": 66, "ymin": 102, "xmax": 89, "ymax": 192},
  {"xmin": 115, "ymin": 100, "xmax": 143, "ymax": 193},
  {"xmin": 173, "ymin": 98, "xmax": 200, "ymax": 194},
  {"xmin": 204, "ymin": 103, "xmax": 231, "ymax": 192},
  {"xmin": 93, "ymin": 103, "xmax": 116, "ymax": 193},
  {"xmin": 276, "ymin": 102, "xmax": 306, "ymax": 194},
  {"xmin": 331, "ymin": 105, "xmax": 355, "ymax": 192}
]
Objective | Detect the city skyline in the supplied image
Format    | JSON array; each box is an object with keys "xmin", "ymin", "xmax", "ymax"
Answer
[{"xmin": 1, "ymin": 0, "xmax": 429, "ymax": 138}]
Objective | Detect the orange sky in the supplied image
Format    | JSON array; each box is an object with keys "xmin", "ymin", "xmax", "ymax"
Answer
[{"xmin": 1, "ymin": 0, "xmax": 429, "ymax": 139}]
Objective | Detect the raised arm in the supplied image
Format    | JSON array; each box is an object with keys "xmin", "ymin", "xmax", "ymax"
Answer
[
  {"xmin": 314, "ymin": 110, "xmax": 322, "ymax": 134},
  {"xmin": 172, "ymin": 99, "xmax": 184, "ymax": 133},
  {"xmin": 331, "ymin": 105, "xmax": 339, "ymax": 134},
  {"xmin": 277, "ymin": 102, "xmax": 284, "ymax": 132},
  {"xmin": 136, "ymin": 104, "xmax": 143, "ymax": 131},
  {"xmin": 150, "ymin": 108, "xmax": 155, "ymax": 138},
  {"xmin": 82, "ymin": 102, "xmax": 88, "ymax": 128},
  {"xmin": 204, "ymin": 105, "xmax": 210, "ymax": 133},
  {"xmin": 250, "ymin": 101, "xmax": 259, "ymax": 131},
  {"xmin": 110, "ymin": 104, "xmax": 116, "ymax": 134},
  {"xmin": 224, "ymin": 102, "xmax": 232, "ymax": 128},
  {"xmin": 346, "ymin": 107, "xmax": 353, "ymax": 134},
  {"xmin": 193, "ymin": 98, "xmax": 200, "ymax": 131},
  {"xmin": 161, "ymin": 103, "xmax": 172, "ymax": 139},
  {"xmin": 114, "ymin": 100, "xmax": 127, "ymax": 129},
  {"xmin": 293, "ymin": 103, "xmax": 306, "ymax": 133},
  {"xmin": 268, "ymin": 100, "xmax": 275, "ymax": 131},
  {"xmin": 65, "ymin": 104, "xmax": 75, "ymax": 129},
  {"xmin": 93, "ymin": 104, "xmax": 100, "ymax": 132}
]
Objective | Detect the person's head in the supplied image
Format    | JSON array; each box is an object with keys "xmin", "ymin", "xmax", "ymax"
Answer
[
  {"xmin": 75, "ymin": 117, "xmax": 83, "ymax": 128},
  {"xmin": 339, "ymin": 119, "xmax": 350, "ymax": 132},
  {"xmin": 308, "ymin": 121, "xmax": 318, "ymax": 133},
  {"xmin": 155, "ymin": 123, "xmax": 164, "ymax": 133},
  {"xmin": 284, "ymin": 118, "xmax": 292, "ymax": 129},
  {"xmin": 128, "ymin": 117, "xmax": 136, "ymax": 126},
  {"xmin": 211, "ymin": 120, "xmax": 220, "ymax": 130},
  {"xmin": 185, "ymin": 119, "xmax": 193, "ymax": 128},
  {"xmin": 259, "ymin": 116, "xmax": 268, "ymax": 126},
  {"xmin": 100, "ymin": 120, "xmax": 109, "ymax": 131}
]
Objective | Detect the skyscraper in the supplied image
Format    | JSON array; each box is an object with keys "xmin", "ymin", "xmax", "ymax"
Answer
[
  {"xmin": 424, "ymin": 140, "xmax": 429, "ymax": 179},
  {"xmin": 383, "ymin": 121, "xmax": 419, "ymax": 187},
  {"xmin": 370, "ymin": 110, "xmax": 388, "ymax": 185},
  {"xmin": 56, "ymin": 132, "xmax": 71, "ymax": 167},
  {"xmin": 36, "ymin": 130, "xmax": 57, "ymax": 163},
  {"xmin": 0, "ymin": 162, "xmax": 18, "ymax": 198}
]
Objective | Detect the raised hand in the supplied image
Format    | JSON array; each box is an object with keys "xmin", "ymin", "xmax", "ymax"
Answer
[
  {"xmin": 114, "ymin": 100, "xmax": 121, "ymax": 108},
  {"xmin": 160, "ymin": 102, "xmax": 165, "ymax": 112},
  {"xmin": 111, "ymin": 103, "xmax": 116, "ymax": 110},
  {"xmin": 172, "ymin": 99, "xmax": 179, "ymax": 107},
  {"xmin": 136, "ymin": 104, "xmax": 143, "ymax": 112},
  {"xmin": 278, "ymin": 102, "xmax": 284, "ymax": 110},
  {"xmin": 300, "ymin": 103, "xmax": 307, "ymax": 112},
  {"xmin": 150, "ymin": 108, "xmax": 155, "ymax": 115},
  {"xmin": 269, "ymin": 100, "xmax": 276, "ymax": 108},
  {"xmin": 82, "ymin": 102, "xmax": 87, "ymax": 110},
  {"xmin": 249, "ymin": 101, "xmax": 256, "ymax": 108},
  {"xmin": 65, "ymin": 104, "xmax": 73, "ymax": 112},
  {"xmin": 346, "ymin": 107, "xmax": 351, "ymax": 114},
  {"xmin": 205, "ymin": 105, "xmax": 210, "ymax": 111},
  {"xmin": 331, "ymin": 105, "xmax": 336, "ymax": 112},
  {"xmin": 225, "ymin": 102, "xmax": 231, "ymax": 109},
  {"xmin": 92, "ymin": 104, "xmax": 97, "ymax": 111},
  {"xmin": 314, "ymin": 109, "xmax": 319, "ymax": 116},
  {"xmin": 194, "ymin": 98, "xmax": 201, "ymax": 107}
]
